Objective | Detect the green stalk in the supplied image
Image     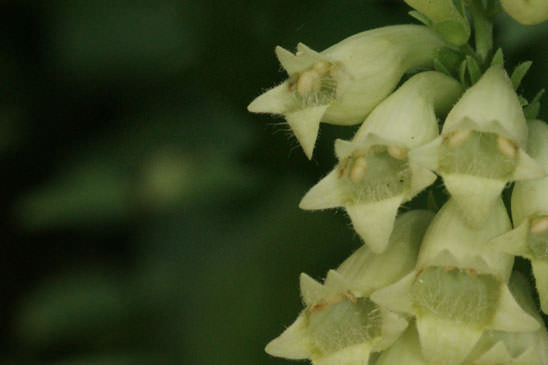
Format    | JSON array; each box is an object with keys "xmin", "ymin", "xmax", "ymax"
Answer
[{"xmin": 469, "ymin": 0, "xmax": 493, "ymax": 65}]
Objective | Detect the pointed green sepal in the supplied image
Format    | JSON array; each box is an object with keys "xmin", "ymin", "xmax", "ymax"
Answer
[{"xmin": 286, "ymin": 105, "xmax": 329, "ymax": 159}]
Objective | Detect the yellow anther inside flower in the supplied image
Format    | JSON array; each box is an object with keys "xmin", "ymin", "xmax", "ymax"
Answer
[
  {"xmin": 531, "ymin": 217, "xmax": 548, "ymax": 235},
  {"xmin": 313, "ymin": 61, "xmax": 331, "ymax": 75},
  {"xmin": 496, "ymin": 136, "xmax": 517, "ymax": 158},
  {"xmin": 447, "ymin": 129, "xmax": 472, "ymax": 148},
  {"xmin": 350, "ymin": 157, "xmax": 368, "ymax": 184},
  {"xmin": 387, "ymin": 146, "xmax": 408, "ymax": 160},
  {"xmin": 296, "ymin": 69, "xmax": 322, "ymax": 96}
]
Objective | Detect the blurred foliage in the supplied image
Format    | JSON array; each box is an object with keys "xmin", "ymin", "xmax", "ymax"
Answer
[{"xmin": 2, "ymin": 0, "xmax": 548, "ymax": 364}]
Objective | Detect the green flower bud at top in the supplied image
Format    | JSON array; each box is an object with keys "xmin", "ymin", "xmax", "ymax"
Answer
[
  {"xmin": 248, "ymin": 25, "xmax": 446, "ymax": 158},
  {"xmin": 410, "ymin": 66, "xmax": 545, "ymax": 227},
  {"xmin": 265, "ymin": 210, "xmax": 432, "ymax": 364},
  {"xmin": 501, "ymin": 0, "xmax": 548, "ymax": 25},
  {"xmin": 464, "ymin": 272, "xmax": 548, "ymax": 365},
  {"xmin": 299, "ymin": 71, "xmax": 462, "ymax": 253},
  {"xmin": 404, "ymin": 0, "xmax": 470, "ymax": 45},
  {"xmin": 371, "ymin": 199, "xmax": 539, "ymax": 365},
  {"xmin": 490, "ymin": 120, "xmax": 548, "ymax": 314}
]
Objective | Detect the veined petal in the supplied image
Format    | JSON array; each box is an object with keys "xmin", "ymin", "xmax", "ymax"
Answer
[
  {"xmin": 247, "ymin": 81, "xmax": 294, "ymax": 114},
  {"xmin": 299, "ymin": 170, "xmax": 345, "ymax": 210},
  {"xmin": 442, "ymin": 174, "xmax": 507, "ymax": 227},
  {"xmin": 443, "ymin": 66, "xmax": 527, "ymax": 147},
  {"xmin": 490, "ymin": 284, "xmax": 540, "ymax": 332},
  {"xmin": 285, "ymin": 105, "xmax": 329, "ymax": 159},
  {"xmin": 531, "ymin": 260, "xmax": 548, "ymax": 314},
  {"xmin": 265, "ymin": 312, "xmax": 314, "ymax": 359},
  {"xmin": 345, "ymin": 194, "xmax": 404, "ymax": 253},
  {"xmin": 416, "ymin": 314, "xmax": 483, "ymax": 365},
  {"xmin": 300, "ymin": 273, "xmax": 326, "ymax": 307}
]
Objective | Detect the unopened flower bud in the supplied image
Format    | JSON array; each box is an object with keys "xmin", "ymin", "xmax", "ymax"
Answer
[{"xmin": 501, "ymin": 0, "xmax": 548, "ymax": 25}]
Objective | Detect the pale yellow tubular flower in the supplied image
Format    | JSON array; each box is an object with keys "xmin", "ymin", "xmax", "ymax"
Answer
[
  {"xmin": 490, "ymin": 120, "xmax": 548, "ymax": 314},
  {"xmin": 371, "ymin": 199, "xmax": 539, "ymax": 365},
  {"xmin": 501, "ymin": 0, "xmax": 548, "ymax": 25},
  {"xmin": 410, "ymin": 66, "xmax": 546, "ymax": 227},
  {"xmin": 464, "ymin": 272, "xmax": 548, "ymax": 365},
  {"xmin": 265, "ymin": 210, "xmax": 433, "ymax": 364},
  {"xmin": 299, "ymin": 71, "xmax": 462, "ymax": 253},
  {"xmin": 248, "ymin": 25, "xmax": 446, "ymax": 158}
]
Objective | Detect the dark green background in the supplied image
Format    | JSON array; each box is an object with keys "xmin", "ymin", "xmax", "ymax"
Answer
[{"xmin": 2, "ymin": 1, "xmax": 548, "ymax": 363}]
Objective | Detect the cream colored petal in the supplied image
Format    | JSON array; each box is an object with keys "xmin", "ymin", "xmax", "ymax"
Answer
[
  {"xmin": 407, "ymin": 136, "xmax": 442, "ymax": 171},
  {"xmin": 531, "ymin": 260, "xmax": 548, "ymax": 314},
  {"xmin": 299, "ymin": 170, "xmax": 344, "ymax": 210},
  {"xmin": 300, "ymin": 273, "xmax": 326, "ymax": 307},
  {"xmin": 407, "ymin": 162, "xmax": 438, "ymax": 200},
  {"xmin": 323, "ymin": 269, "xmax": 352, "ymax": 293},
  {"xmin": 443, "ymin": 66, "xmax": 527, "ymax": 147},
  {"xmin": 473, "ymin": 341, "xmax": 513, "ymax": 364},
  {"xmin": 514, "ymin": 347, "xmax": 543, "ymax": 365},
  {"xmin": 345, "ymin": 195, "xmax": 404, "ymax": 253},
  {"xmin": 501, "ymin": 0, "xmax": 548, "ymax": 25},
  {"xmin": 373, "ymin": 309, "xmax": 409, "ymax": 352},
  {"xmin": 285, "ymin": 104, "xmax": 329, "ymax": 159},
  {"xmin": 370, "ymin": 272, "xmax": 415, "ymax": 315},
  {"xmin": 265, "ymin": 312, "xmax": 314, "ymax": 359},
  {"xmin": 376, "ymin": 325, "xmax": 427, "ymax": 365},
  {"xmin": 489, "ymin": 220, "xmax": 531, "ymax": 258},
  {"xmin": 416, "ymin": 314, "xmax": 483, "ymax": 365},
  {"xmin": 442, "ymin": 174, "xmax": 506, "ymax": 228},
  {"xmin": 312, "ymin": 343, "xmax": 371, "ymax": 365},
  {"xmin": 275, "ymin": 46, "xmax": 317, "ymax": 75},
  {"xmin": 247, "ymin": 81, "xmax": 293, "ymax": 114},
  {"xmin": 490, "ymin": 284, "xmax": 540, "ymax": 332},
  {"xmin": 513, "ymin": 148, "xmax": 547, "ymax": 181}
]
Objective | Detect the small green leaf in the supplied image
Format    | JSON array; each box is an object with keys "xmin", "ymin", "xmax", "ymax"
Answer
[
  {"xmin": 518, "ymin": 95, "xmax": 529, "ymax": 106},
  {"xmin": 466, "ymin": 56, "xmax": 482, "ymax": 85},
  {"xmin": 511, "ymin": 61, "xmax": 533, "ymax": 90},
  {"xmin": 436, "ymin": 47, "xmax": 465, "ymax": 72},
  {"xmin": 408, "ymin": 10, "xmax": 432, "ymax": 26},
  {"xmin": 490, "ymin": 48, "xmax": 504, "ymax": 67},
  {"xmin": 524, "ymin": 89, "xmax": 545, "ymax": 120}
]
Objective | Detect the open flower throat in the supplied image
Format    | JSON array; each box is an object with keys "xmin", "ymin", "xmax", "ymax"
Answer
[
  {"xmin": 410, "ymin": 267, "xmax": 500, "ymax": 325},
  {"xmin": 338, "ymin": 145, "xmax": 411, "ymax": 204},
  {"xmin": 439, "ymin": 130, "xmax": 518, "ymax": 179},
  {"xmin": 288, "ymin": 61, "xmax": 338, "ymax": 110}
]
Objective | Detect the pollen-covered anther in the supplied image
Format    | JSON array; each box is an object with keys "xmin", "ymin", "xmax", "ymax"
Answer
[
  {"xmin": 343, "ymin": 291, "xmax": 358, "ymax": 304},
  {"xmin": 296, "ymin": 69, "xmax": 322, "ymax": 96},
  {"xmin": 387, "ymin": 145, "xmax": 408, "ymax": 160},
  {"xmin": 531, "ymin": 217, "xmax": 548, "ymax": 235},
  {"xmin": 350, "ymin": 157, "xmax": 368, "ymax": 184},
  {"xmin": 447, "ymin": 129, "xmax": 472, "ymax": 148},
  {"xmin": 313, "ymin": 61, "xmax": 331, "ymax": 75},
  {"xmin": 496, "ymin": 136, "xmax": 517, "ymax": 158}
]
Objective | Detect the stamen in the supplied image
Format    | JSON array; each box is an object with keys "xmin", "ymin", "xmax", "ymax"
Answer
[
  {"xmin": 350, "ymin": 157, "xmax": 367, "ymax": 184},
  {"xmin": 387, "ymin": 146, "xmax": 408, "ymax": 160},
  {"xmin": 296, "ymin": 70, "xmax": 321, "ymax": 96},
  {"xmin": 496, "ymin": 136, "xmax": 517, "ymax": 158},
  {"xmin": 313, "ymin": 61, "xmax": 331, "ymax": 75},
  {"xmin": 531, "ymin": 217, "xmax": 548, "ymax": 235},
  {"xmin": 447, "ymin": 129, "xmax": 472, "ymax": 148}
]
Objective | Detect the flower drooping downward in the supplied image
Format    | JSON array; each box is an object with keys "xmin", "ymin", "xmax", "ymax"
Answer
[
  {"xmin": 299, "ymin": 71, "xmax": 462, "ymax": 252},
  {"xmin": 248, "ymin": 25, "xmax": 445, "ymax": 158}
]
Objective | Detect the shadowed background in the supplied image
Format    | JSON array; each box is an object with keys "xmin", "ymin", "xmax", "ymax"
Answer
[{"xmin": 1, "ymin": 1, "xmax": 548, "ymax": 363}]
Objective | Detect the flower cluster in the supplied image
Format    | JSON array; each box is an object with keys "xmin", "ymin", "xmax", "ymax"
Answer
[{"xmin": 249, "ymin": 1, "xmax": 548, "ymax": 364}]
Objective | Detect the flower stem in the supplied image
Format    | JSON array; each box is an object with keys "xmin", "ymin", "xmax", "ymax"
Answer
[{"xmin": 469, "ymin": 0, "xmax": 493, "ymax": 65}]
